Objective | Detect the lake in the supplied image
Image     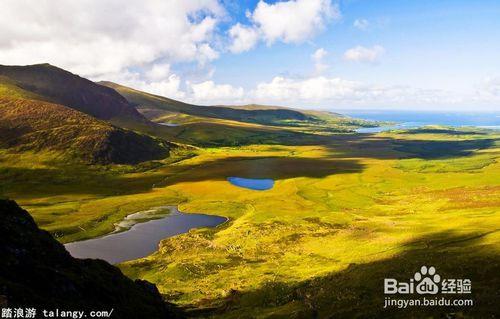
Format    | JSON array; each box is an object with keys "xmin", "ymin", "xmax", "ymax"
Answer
[
  {"xmin": 64, "ymin": 206, "xmax": 227, "ymax": 264},
  {"xmin": 228, "ymin": 177, "xmax": 275, "ymax": 190},
  {"xmin": 159, "ymin": 122, "xmax": 180, "ymax": 127},
  {"xmin": 342, "ymin": 110, "xmax": 500, "ymax": 133}
]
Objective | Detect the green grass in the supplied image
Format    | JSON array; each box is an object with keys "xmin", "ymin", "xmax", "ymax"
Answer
[
  {"xmin": 0, "ymin": 147, "xmax": 194, "ymax": 242},
  {"xmin": 1, "ymin": 118, "xmax": 499, "ymax": 317},
  {"xmin": 0, "ymin": 76, "xmax": 47, "ymax": 100},
  {"xmin": 0, "ymin": 96, "xmax": 170, "ymax": 164},
  {"xmin": 102, "ymin": 81, "xmax": 382, "ymax": 142}
]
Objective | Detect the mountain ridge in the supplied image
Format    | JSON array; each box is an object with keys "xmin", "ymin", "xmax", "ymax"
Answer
[
  {"xmin": 0, "ymin": 64, "xmax": 146, "ymax": 122},
  {"xmin": 100, "ymin": 81, "xmax": 320, "ymax": 126},
  {"xmin": 0, "ymin": 96, "xmax": 170, "ymax": 164}
]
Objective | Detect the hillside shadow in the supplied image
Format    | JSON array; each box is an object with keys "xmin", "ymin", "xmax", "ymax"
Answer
[
  {"xmin": 153, "ymin": 120, "xmax": 497, "ymax": 159},
  {"xmin": 188, "ymin": 229, "xmax": 500, "ymax": 318},
  {"xmin": 154, "ymin": 134, "xmax": 497, "ymax": 187},
  {"xmin": 155, "ymin": 156, "xmax": 365, "ymax": 187},
  {"xmin": 169, "ymin": 122, "xmax": 327, "ymax": 147},
  {"xmin": 1, "ymin": 133, "xmax": 496, "ymax": 197},
  {"xmin": 0, "ymin": 166, "xmax": 163, "ymax": 197},
  {"xmin": 0, "ymin": 156, "xmax": 365, "ymax": 197},
  {"xmin": 317, "ymin": 135, "xmax": 497, "ymax": 160},
  {"xmin": 402, "ymin": 128, "xmax": 487, "ymax": 136}
]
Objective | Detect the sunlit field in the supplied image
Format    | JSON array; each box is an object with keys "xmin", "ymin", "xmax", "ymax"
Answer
[{"xmin": 3, "ymin": 127, "xmax": 498, "ymax": 317}]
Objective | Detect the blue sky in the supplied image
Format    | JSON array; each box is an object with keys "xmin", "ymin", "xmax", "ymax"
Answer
[
  {"xmin": 1, "ymin": 0, "xmax": 499, "ymax": 111},
  {"xmin": 210, "ymin": 0, "xmax": 500, "ymax": 109}
]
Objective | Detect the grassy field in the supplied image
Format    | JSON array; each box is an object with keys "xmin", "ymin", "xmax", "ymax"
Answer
[{"xmin": 2, "ymin": 125, "xmax": 499, "ymax": 317}]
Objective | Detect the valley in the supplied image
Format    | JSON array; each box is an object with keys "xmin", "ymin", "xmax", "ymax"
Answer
[{"xmin": 0, "ymin": 64, "xmax": 499, "ymax": 318}]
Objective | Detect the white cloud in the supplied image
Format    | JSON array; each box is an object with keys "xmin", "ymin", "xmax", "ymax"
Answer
[
  {"xmin": 145, "ymin": 63, "xmax": 172, "ymax": 82},
  {"xmin": 481, "ymin": 77, "xmax": 500, "ymax": 96},
  {"xmin": 254, "ymin": 76, "xmax": 359, "ymax": 101},
  {"xmin": 353, "ymin": 19, "xmax": 369, "ymax": 31},
  {"xmin": 250, "ymin": 75, "xmax": 466, "ymax": 108},
  {"xmin": 311, "ymin": 48, "xmax": 329, "ymax": 75},
  {"xmin": 472, "ymin": 76, "xmax": 500, "ymax": 106},
  {"xmin": 101, "ymin": 67, "xmax": 186, "ymax": 100},
  {"xmin": 343, "ymin": 45, "xmax": 385, "ymax": 63},
  {"xmin": 100, "ymin": 70, "xmax": 497, "ymax": 110},
  {"xmin": 0, "ymin": 0, "xmax": 225, "ymax": 77},
  {"xmin": 251, "ymin": 0, "xmax": 340, "ymax": 44},
  {"xmin": 188, "ymin": 80, "xmax": 245, "ymax": 103},
  {"xmin": 147, "ymin": 75, "xmax": 186, "ymax": 99},
  {"xmin": 99, "ymin": 65, "xmax": 245, "ymax": 104},
  {"xmin": 227, "ymin": 0, "xmax": 339, "ymax": 53},
  {"xmin": 228, "ymin": 23, "xmax": 260, "ymax": 53}
]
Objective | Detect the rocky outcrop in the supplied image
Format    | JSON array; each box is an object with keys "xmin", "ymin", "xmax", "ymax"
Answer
[{"xmin": 0, "ymin": 200, "xmax": 182, "ymax": 318}]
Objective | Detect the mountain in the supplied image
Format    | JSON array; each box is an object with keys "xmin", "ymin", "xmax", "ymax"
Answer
[
  {"xmin": 99, "ymin": 81, "xmax": 378, "ymax": 146},
  {"xmin": 0, "ymin": 199, "xmax": 182, "ymax": 318},
  {"xmin": 100, "ymin": 81, "xmax": 318, "ymax": 126},
  {"xmin": 0, "ymin": 64, "xmax": 145, "ymax": 122},
  {"xmin": 0, "ymin": 71, "xmax": 170, "ymax": 164},
  {"xmin": 0, "ymin": 96, "xmax": 169, "ymax": 164}
]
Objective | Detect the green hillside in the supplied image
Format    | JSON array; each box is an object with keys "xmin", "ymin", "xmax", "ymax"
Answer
[
  {"xmin": 0, "ymin": 66, "xmax": 498, "ymax": 318},
  {"xmin": 102, "ymin": 81, "xmax": 377, "ymax": 130},
  {"xmin": 100, "ymin": 81, "xmax": 379, "ymax": 146},
  {"xmin": 0, "ymin": 75, "xmax": 46, "ymax": 100},
  {"xmin": 0, "ymin": 64, "xmax": 146, "ymax": 122},
  {"xmin": 0, "ymin": 68, "xmax": 173, "ymax": 164},
  {"xmin": 100, "ymin": 81, "xmax": 316, "ymax": 126},
  {"xmin": 0, "ymin": 96, "xmax": 169, "ymax": 164},
  {"xmin": 0, "ymin": 65, "xmax": 379, "ymax": 150}
]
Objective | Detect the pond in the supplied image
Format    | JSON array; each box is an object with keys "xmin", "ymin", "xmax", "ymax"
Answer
[
  {"xmin": 64, "ymin": 206, "xmax": 227, "ymax": 264},
  {"xmin": 227, "ymin": 177, "xmax": 275, "ymax": 190},
  {"xmin": 159, "ymin": 122, "xmax": 180, "ymax": 127}
]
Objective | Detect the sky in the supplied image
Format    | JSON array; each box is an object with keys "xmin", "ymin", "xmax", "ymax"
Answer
[{"xmin": 0, "ymin": 0, "xmax": 499, "ymax": 111}]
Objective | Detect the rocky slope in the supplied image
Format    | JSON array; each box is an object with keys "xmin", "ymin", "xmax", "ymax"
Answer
[{"xmin": 0, "ymin": 199, "xmax": 182, "ymax": 318}]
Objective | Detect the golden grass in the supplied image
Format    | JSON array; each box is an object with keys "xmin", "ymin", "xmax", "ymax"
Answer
[{"xmin": 2, "ymin": 128, "xmax": 499, "ymax": 317}]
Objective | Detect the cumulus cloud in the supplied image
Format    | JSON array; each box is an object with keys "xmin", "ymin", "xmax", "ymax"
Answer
[
  {"xmin": 253, "ymin": 76, "xmax": 359, "ymax": 101},
  {"xmin": 0, "ymin": 0, "xmax": 225, "ymax": 77},
  {"xmin": 228, "ymin": 0, "xmax": 339, "ymax": 52},
  {"xmin": 343, "ymin": 45, "xmax": 385, "ymax": 63},
  {"xmin": 99, "ymin": 69, "xmax": 491, "ymax": 109},
  {"xmin": 101, "ymin": 67, "xmax": 186, "ymax": 100},
  {"xmin": 228, "ymin": 23, "xmax": 260, "ymax": 53},
  {"xmin": 189, "ymin": 80, "xmax": 245, "ymax": 102},
  {"xmin": 251, "ymin": 0, "xmax": 340, "ymax": 44},
  {"xmin": 102, "ymin": 67, "xmax": 246, "ymax": 104},
  {"xmin": 145, "ymin": 63, "xmax": 173, "ymax": 82},
  {"xmin": 311, "ymin": 48, "xmax": 329, "ymax": 75},
  {"xmin": 353, "ymin": 19, "xmax": 370, "ymax": 30},
  {"xmin": 250, "ymin": 75, "xmax": 463, "ymax": 108}
]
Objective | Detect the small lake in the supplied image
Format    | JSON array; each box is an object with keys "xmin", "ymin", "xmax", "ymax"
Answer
[
  {"xmin": 64, "ymin": 206, "xmax": 227, "ymax": 264},
  {"xmin": 159, "ymin": 122, "xmax": 180, "ymax": 127},
  {"xmin": 227, "ymin": 177, "xmax": 274, "ymax": 190}
]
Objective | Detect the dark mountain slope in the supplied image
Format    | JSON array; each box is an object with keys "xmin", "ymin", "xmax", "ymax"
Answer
[
  {"xmin": 0, "ymin": 97, "xmax": 169, "ymax": 164},
  {"xmin": 0, "ymin": 199, "xmax": 181, "ymax": 318},
  {"xmin": 100, "ymin": 81, "xmax": 316, "ymax": 126},
  {"xmin": 0, "ymin": 64, "xmax": 145, "ymax": 121}
]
